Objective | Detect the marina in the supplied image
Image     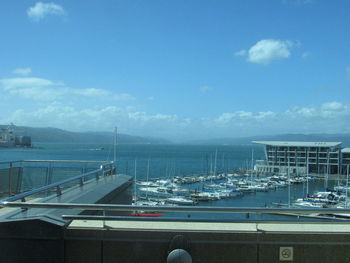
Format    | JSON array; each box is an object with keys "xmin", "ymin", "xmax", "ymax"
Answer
[
  {"xmin": 2, "ymin": 143, "xmax": 350, "ymax": 263},
  {"xmin": 2, "ymin": 142, "xmax": 350, "ymax": 221},
  {"xmin": 133, "ymin": 170, "xmax": 350, "ymax": 216}
]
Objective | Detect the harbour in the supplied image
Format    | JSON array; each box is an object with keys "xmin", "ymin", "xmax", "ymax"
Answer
[
  {"xmin": 2, "ymin": 142, "xmax": 350, "ymax": 263},
  {"xmin": 1, "ymin": 142, "xmax": 350, "ymax": 221}
]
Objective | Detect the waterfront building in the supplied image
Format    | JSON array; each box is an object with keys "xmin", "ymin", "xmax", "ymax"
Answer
[
  {"xmin": 341, "ymin": 148, "xmax": 350, "ymax": 173},
  {"xmin": 253, "ymin": 141, "xmax": 344, "ymax": 175}
]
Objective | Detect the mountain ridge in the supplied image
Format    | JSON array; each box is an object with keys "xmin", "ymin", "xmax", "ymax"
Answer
[
  {"xmin": 0, "ymin": 125, "xmax": 169, "ymax": 144},
  {"xmin": 2, "ymin": 125, "xmax": 350, "ymax": 146}
]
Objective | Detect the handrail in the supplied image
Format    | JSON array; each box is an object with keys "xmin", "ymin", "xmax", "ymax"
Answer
[
  {"xmin": 0, "ymin": 160, "xmax": 112, "ymax": 165},
  {"xmin": 0, "ymin": 162, "xmax": 114, "ymax": 202},
  {"xmin": 2, "ymin": 201, "xmax": 350, "ymax": 215},
  {"xmin": 60, "ymin": 214, "xmax": 348, "ymax": 222}
]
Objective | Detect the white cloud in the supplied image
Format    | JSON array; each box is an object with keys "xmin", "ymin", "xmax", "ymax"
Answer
[
  {"xmin": 320, "ymin": 102, "xmax": 348, "ymax": 118},
  {"xmin": 247, "ymin": 39, "xmax": 293, "ymax": 64},
  {"xmin": 255, "ymin": 111, "xmax": 276, "ymax": 119},
  {"xmin": 1, "ymin": 104, "xmax": 189, "ymax": 137},
  {"xmin": 286, "ymin": 106, "xmax": 317, "ymax": 118},
  {"xmin": 321, "ymin": 101, "xmax": 345, "ymax": 111},
  {"xmin": 27, "ymin": 2, "xmax": 66, "ymax": 21},
  {"xmin": 0, "ymin": 74, "xmax": 349, "ymax": 141},
  {"xmin": 236, "ymin": 39, "xmax": 294, "ymax": 65},
  {"xmin": 0, "ymin": 77, "xmax": 63, "ymax": 100},
  {"xmin": 286, "ymin": 102, "xmax": 349, "ymax": 119},
  {"xmin": 12, "ymin": 68, "xmax": 32, "ymax": 76},
  {"xmin": 216, "ymin": 110, "xmax": 274, "ymax": 125},
  {"xmin": 0, "ymin": 77, "xmax": 134, "ymax": 102},
  {"xmin": 0, "ymin": 77, "xmax": 56, "ymax": 89}
]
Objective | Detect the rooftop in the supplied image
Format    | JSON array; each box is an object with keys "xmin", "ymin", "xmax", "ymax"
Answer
[
  {"xmin": 342, "ymin": 148, "xmax": 350, "ymax": 153},
  {"xmin": 252, "ymin": 141, "xmax": 342, "ymax": 147}
]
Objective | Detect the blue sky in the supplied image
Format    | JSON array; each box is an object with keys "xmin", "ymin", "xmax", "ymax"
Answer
[{"xmin": 0, "ymin": 0, "xmax": 350, "ymax": 140}]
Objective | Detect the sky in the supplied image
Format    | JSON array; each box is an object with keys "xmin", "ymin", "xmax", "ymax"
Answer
[{"xmin": 0, "ymin": 0, "xmax": 350, "ymax": 141}]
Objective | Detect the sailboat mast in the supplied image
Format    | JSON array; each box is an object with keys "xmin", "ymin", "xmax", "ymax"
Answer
[
  {"xmin": 288, "ymin": 158, "xmax": 291, "ymax": 208},
  {"xmin": 134, "ymin": 159, "xmax": 137, "ymax": 202},
  {"xmin": 306, "ymin": 152, "xmax": 309, "ymax": 197},
  {"xmin": 214, "ymin": 149, "xmax": 218, "ymax": 176},
  {"xmin": 113, "ymin": 127, "xmax": 117, "ymax": 164},
  {"xmin": 146, "ymin": 157, "xmax": 150, "ymax": 182},
  {"xmin": 346, "ymin": 165, "xmax": 349, "ymax": 208}
]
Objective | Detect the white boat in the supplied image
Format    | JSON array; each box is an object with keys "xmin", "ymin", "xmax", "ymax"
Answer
[
  {"xmin": 166, "ymin": 197, "xmax": 197, "ymax": 206},
  {"xmin": 138, "ymin": 187, "xmax": 172, "ymax": 198},
  {"xmin": 190, "ymin": 192, "xmax": 220, "ymax": 201},
  {"xmin": 132, "ymin": 200, "xmax": 159, "ymax": 206}
]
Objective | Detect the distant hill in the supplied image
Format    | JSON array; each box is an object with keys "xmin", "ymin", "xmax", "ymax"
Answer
[
  {"xmin": 3, "ymin": 124, "xmax": 350, "ymax": 146},
  {"xmin": 0, "ymin": 125, "xmax": 170, "ymax": 144},
  {"xmin": 186, "ymin": 133, "xmax": 350, "ymax": 147}
]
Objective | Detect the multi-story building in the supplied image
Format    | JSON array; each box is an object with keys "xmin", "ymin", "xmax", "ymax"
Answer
[
  {"xmin": 341, "ymin": 148, "xmax": 350, "ymax": 174},
  {"xmin": 253, "ymin": 141, "xmax": 344, "ymax": 175}
]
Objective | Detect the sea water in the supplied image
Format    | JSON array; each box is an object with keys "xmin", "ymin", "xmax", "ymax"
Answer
[{"xmin": 0, "ymin": 143, "xmax": 265, "ymax": 179}]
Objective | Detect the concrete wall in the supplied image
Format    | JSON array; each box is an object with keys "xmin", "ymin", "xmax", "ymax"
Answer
[
  {"xmin": 2, "ymin": 219, "xmax": 350, "ymax": 263},
  {"xmin": 64, "ymin": 221, "xmax": 350, "ymax": 263}
]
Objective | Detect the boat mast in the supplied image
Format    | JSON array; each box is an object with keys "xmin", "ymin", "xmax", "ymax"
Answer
[
  {"xmin": 222, "ymin": 152, "xmax": 225, "ymax": 174},
  {"xmin": 146, "ymin": 157, "xmax": 150, "ymax": 199},
  {"xmin": 214, "ymin": 149, "xmax": 218, "ymax": 176},
  {"xmin": 146, "ymin": 157, "xmax": 150, "ymax": 182},
  {"xmin": 288, "ymin": 158, "xmax": 291, "ymax": 208},
  {"xmin": 134, "ymin": 159, "xmax": 137, "ymax": 202},
  {"xmin": 251, "ymin": 148, "xmax": 254, "ymax": 179},
  {"xmin": 306, "ymin": 152, "xmax": 309, "ymax": 197},
  {"xmin": 325, "ymin": 150, "xmax": 330, "ymax": 190},
  {"xmin": 346, "ymin": 165, "xmax": 349, "ymax": 208},
  {"xmin": 113, "ymin": 127, "xmax": 117, "ymax": 164}
]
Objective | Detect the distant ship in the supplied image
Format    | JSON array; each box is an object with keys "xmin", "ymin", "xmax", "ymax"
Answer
[{"xmin": 0, "ymin": 124, "xmax": 32, "ymax": 148}]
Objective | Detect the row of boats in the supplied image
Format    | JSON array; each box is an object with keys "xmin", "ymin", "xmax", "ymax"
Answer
[
  {"xmin": 292, "ymin": 186, "xmax": 350, "ymax": 209},
  {"xmin": 132, "ymin": 171, "xmax": 329, "ymax": 207}
]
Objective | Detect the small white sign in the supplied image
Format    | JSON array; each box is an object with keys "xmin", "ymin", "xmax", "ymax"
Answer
[{"xmin": 279, "ymin": 247, "xmax": 293, "ymax": 261}]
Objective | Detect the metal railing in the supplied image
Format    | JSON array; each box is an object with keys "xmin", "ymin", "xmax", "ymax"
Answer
[
  {"xmin": 2, "ymin": 201, "xmax": 350, "ymax": 222},
  {"xmin": 0, "ymin": 160, "xmax": 115, "ymax": 198},
  {"xmin": 0, "ymin": 161, "xmax": 115, "ymax": 202},
  {"xmin": 2, "ymin": 201, "xmax": 350, "ymax": 214}
]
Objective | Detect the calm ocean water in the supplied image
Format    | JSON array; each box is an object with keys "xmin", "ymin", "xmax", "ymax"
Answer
[
  {"xmin": 0, "ymin": 143, "xmax": 335, "ymax": 221},
  {"xmin": 0, "ymin": 143, "xmax": 265, "ymax": 179}
]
